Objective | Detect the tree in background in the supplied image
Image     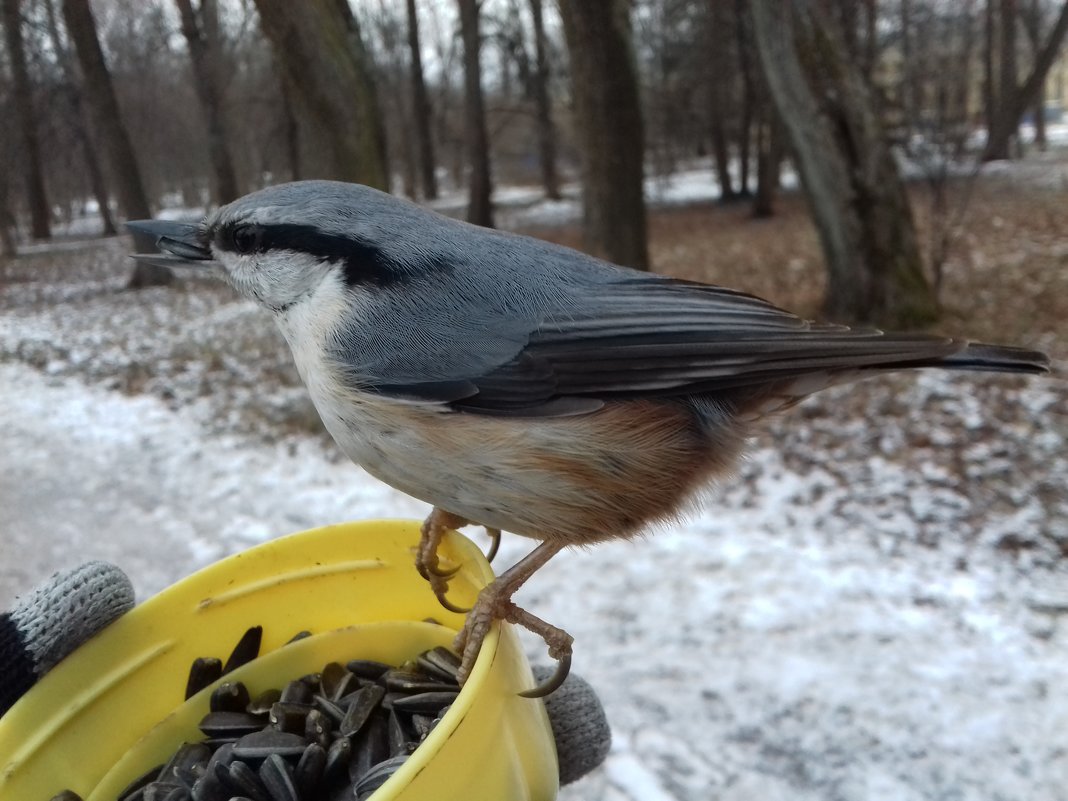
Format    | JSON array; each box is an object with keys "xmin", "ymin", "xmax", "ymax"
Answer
[
  {"xmin": 174, "ymin": 0, "xmax": 239, "ymax": 204},
  {"xmin": 529, "ymin": 0, "xmax": 560, "ymax": 200},
  {"xmin": 406, "ymin": 0, "xmax": 438, "ymax": 201},
  {"xmin": 2, "ymin": 0, "xmax": 51, "ymax": 240},
  {"xmin": 43, "ymin": 0, "xmax": 115, "ymax": 236},
  {"xmin": 982, "ymin": 0, "xmax": 1068, "ymax": 161},
  {"xmin": 750, "ymin": 0, "xmax": 938, "ymax": 328},
  {"xmin": 559, "ymin": 0, "xmax": 648, "ymax": 270},
  {"xmin": 62, "ymin": 0, "xmax": 170, "ymax": 288},
  {"xmin": 457, "ymin": 0, "xmax": 494, "ymax": 226},
  {"xmin": 253, "ymin": 0, "xmax": 388, "ymax": 189}
]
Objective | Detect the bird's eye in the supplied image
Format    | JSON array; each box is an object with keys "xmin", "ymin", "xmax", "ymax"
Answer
[{"xmin": 231, "ymin": 224, "xmax": 262, "ymax": 254}]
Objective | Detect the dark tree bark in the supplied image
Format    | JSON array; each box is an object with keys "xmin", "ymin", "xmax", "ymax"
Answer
[
  {"xmin": 253, "ymin": 0, "xmax": 388, "ymax": 188},
  {"xmin": 0, "ymin": 167, "xmax": 17, "ymax": 256},
  {"xmin": 559, "ymin": 0, "xmax": 648, "ymax": 270},
  {"xmin": 709, "ymin": 0, "xmax": 737, "ymax": 201},
  {"xmin": 175, "ymin": 0, "xmax": 239, "ymax": 204},
  {"xmin": 44, "ymin": 0, "xmax": 115, "ymax": 236},
  {"xmin": 984, "ymin": 0, "xmax": 996, "ymax": 133},
  {"xmin": 735, "ymin": 0, "xmax": 756, "ymax": 196},
  {"xmin": 62, "ymin": 0, "xmax": 171, "ymax": 288},
  {"xmin": 2, "ymin": 0, "xmax": 51, "ymax": 240},
  {"xmin": 277, "ymin": 67, "xmax": 301, "ymax": 181},
  {"xmin": 752, "ymin": 112, "xmax": 781, "ymax": 219},
  {"xmin": 406, "ymin": 0, "xmax": 438, "ymax": 200},
  {"xmin": 750, "ymin": 0, "xmax": 938, "ymax": 327},
  {"xmin": 992, "ymin": 0, "xmax": 1020, "ymax": 158},
  {"xmin": 983, "ymin": 0, "xmax": 1068, "ymax": 160},
  {"xmin": 457, "ymin": 0, "xmax": 493, "ymax": 227},
  {"xmin": 1023, "ymin": 0, "xmax": 1048, "ymax": 149},
  {"xmin": 529, "ymin": 0, "xmax": 560, "ymax": 200}
]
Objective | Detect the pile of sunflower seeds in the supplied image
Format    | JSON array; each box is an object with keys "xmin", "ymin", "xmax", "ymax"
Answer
[{"xmin": 49, "ymin": 628, "xmax": 463, "ymax": 801}]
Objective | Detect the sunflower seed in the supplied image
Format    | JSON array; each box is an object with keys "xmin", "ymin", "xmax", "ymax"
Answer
[
  {"xmin": 268, "ymin": 701, "xmax": 312, "ymax": 734},
  {"xmin": 344, "ymin": 660, "xmax": 390, "ymax": 680},
  {"xmin": 159, "ymin": 742, "xmax": 211, "ymax": 786},
  {"xmin": 246, "ymin": 688, "xmax": 282, "ymax": 716},
  {"xmin": 198, "ymin": 711, "xmax": 265, "ymax": 739},
  {"xmin": 258, "ymin": 753, "xmax": 299, "ymax": 801},
  {"xmin": 382, "ymin": 669, "xmax": 452, "ymax": 693},
  {"xmin": 323, "ymin": 736, "xmax": 352, "ymax": 783},
  {"xmin": 278, "ymin": 680, "xmax": 310, "ymax": 705},
  {"xmin": 303, "ymin": 708, "xmax": 331, "ymax": 748},
  {"xmin": 352, "ymin": 755, "xmax": 409, "ymax": 797},
  {"xmin": 338, "ymin": 684, "xmax": 385, "ymax": 738},
  {"xmin": 221, "ymin": 627, "xmax": 263, "ymax": 675},
  {"xmin": 231, "ymin": 730, "xmax": 307, "ymax": 760},
  {"xmin": 209, "ymin": 682, "xmax": 251, "ymax": 714},
  {"xmin": 294, "ymin": 742, "xmax": 326, "ymax": 798},
  {"xmin": 390, "ymin": 690, "xmax": 459, "ymax": 714},
  {"xmin": 184, "ymin": 658, "xmax": 222, "ymax": 701}
]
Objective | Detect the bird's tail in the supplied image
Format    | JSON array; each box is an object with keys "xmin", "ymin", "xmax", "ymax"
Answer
[{"xmin": 912, "ymin": 342, "xmax": 1050, "ymax": 375}]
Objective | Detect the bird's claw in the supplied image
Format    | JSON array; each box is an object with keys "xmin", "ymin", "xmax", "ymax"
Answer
[
  {"xmin": 519, "ymin": 652, "xmax": 572, "ymax": 699},
  {"xmin": 483, "ymin": 527, "xmax": 502, "ymax": 563},
  {"xmin": 432, "ymin": 582, "xmax": 472, "ymax": 614},
  {"xmin": 425, "ymin": 560, "xmax": 460, "ymax": 579}
]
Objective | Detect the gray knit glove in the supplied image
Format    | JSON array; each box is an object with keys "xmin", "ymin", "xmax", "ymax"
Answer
[
  {"xmin": 0, "ymin": 561, "xmax": 135, "ymax": 717},
  {"xmin": 534, "ymin": 665, "xmax": 612, "ymax": 785}
]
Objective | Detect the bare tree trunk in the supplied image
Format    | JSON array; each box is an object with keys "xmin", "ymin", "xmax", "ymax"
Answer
[
  {"xmin": 61, "ymin": 0, "xmax": 151, "ymax": 221},
  {"xmin": 44, "ymin": 0, "xmax": 115, "ymax": 236},
  {"xmin": 1024, "ymin": 0, "xmax": 1048, "ymax": 149},
  {"xmin": 559, "ymin": 0, "xmax": 648, "ymax": 270},
  {"xmin": 175, "ymin": 0, "xmax": 239, "ymax": 204},
  {"xmin": 984, "ymin": 0, "xmax": 996, "ymax": 136},
  {"xmin": 983, "ymin": 0, "xmax": 1068, "ymax": 159},
  {"xmin": 0, "ymin": 168, "xmax": 17, "ymax": 256},
  {"xmin": 735, "ymin": 0, "xmax": 755, "ymax": 197},
  {"xmin": 254, "ymin": 0, "xmax": 388, "ymax": 188},
  {"xmin": 709, "ymin": 0, "xmax": 737, "ymax": 201},
  {"xmin": 752, "ymin": 112, "xmax": 780, "ymax": 218},
  {"xmin": 62, "ymin": 0, "xmax": 171, "ymax": 288},
  {"xmin": 750, "ymin": 0, "xmax": 937, "ymax": 327},
  {"xmin": 407, "ymin": 0, "xmax": 438, "ymax": 200},
  {"xmin": 277, "ymin": 68, "xmax": 301, "ymax": 181},
  {"xmin": 992, "ymin": 0, "xmax": 1020, "ymax": 158},
  {"xmin": 529, "ymin": 0, "xmax": 560, "ymax": 200},
  {"xmin": 457, "ymin": 0, "xmax": 493, "ymax": 227},
  {"xmin": 2, "ymin": 0, "xmax": 51, "ymax": 240}
]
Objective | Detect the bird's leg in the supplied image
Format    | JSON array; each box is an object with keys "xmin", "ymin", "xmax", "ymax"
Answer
[
  {"xmin": 417, "ymin": 508, "xmax": 470, "ymax": 613},
  {"xmin": 454, "ymin": 540, "xmax": 571, "ymax": 697}
]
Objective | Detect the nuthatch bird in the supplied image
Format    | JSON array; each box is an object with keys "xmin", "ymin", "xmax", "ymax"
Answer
[{"xmin": 128, "ymin": 180, "xmax": 1049, "ymax": 696}]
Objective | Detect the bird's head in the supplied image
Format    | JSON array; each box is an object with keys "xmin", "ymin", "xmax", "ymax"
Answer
[{"xmin": 127, "ymin": 181, "xmax": 420, "ymax": 313}]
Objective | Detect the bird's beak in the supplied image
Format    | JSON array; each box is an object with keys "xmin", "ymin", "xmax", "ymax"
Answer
[{"xmin": 126, "ymin": 220, "xmax": 216, "ymax": 270}]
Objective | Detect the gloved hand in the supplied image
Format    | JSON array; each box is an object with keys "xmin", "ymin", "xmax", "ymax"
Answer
[
  {"xmin": 0, "ymin": 563, "xmax": 610, "ymax": 786},
  {"xmin": 0, "ymin": 562, "xmax": 134, "ymax": 718}
]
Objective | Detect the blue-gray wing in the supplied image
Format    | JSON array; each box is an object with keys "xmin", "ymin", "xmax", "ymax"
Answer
[{"xmin": 336, "ymin": 270, "xmax": 966, "ymax": 417}]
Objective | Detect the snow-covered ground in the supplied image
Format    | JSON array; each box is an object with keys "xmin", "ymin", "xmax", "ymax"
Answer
[{"xmin": 2, "ymin": 192, "xmax": 1067, "ymax": 799}]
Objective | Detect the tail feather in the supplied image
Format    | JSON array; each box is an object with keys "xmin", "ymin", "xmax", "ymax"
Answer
[{"xmin": 928, "ymin": 342, "xmax": 1050, "ymax": 375}]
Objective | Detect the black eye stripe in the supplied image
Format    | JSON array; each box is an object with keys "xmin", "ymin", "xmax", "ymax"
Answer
[{"xmin": 213, "ymin": 222, "xmax": 410, "ymax": 287}]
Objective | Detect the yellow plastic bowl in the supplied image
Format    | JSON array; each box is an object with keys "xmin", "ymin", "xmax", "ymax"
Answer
[{"xmin": 0, "ymin": 520, "xmax": 558, "ymax": 801}]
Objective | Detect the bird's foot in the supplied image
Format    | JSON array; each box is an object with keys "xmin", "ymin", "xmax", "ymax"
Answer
[
  {"xmin": 417, "ymin": 508, "xmax": 470, "ymax": 613},
  {"xmin": 452, "ymin": 540, "xmax": 569, "ymax": 696}
]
